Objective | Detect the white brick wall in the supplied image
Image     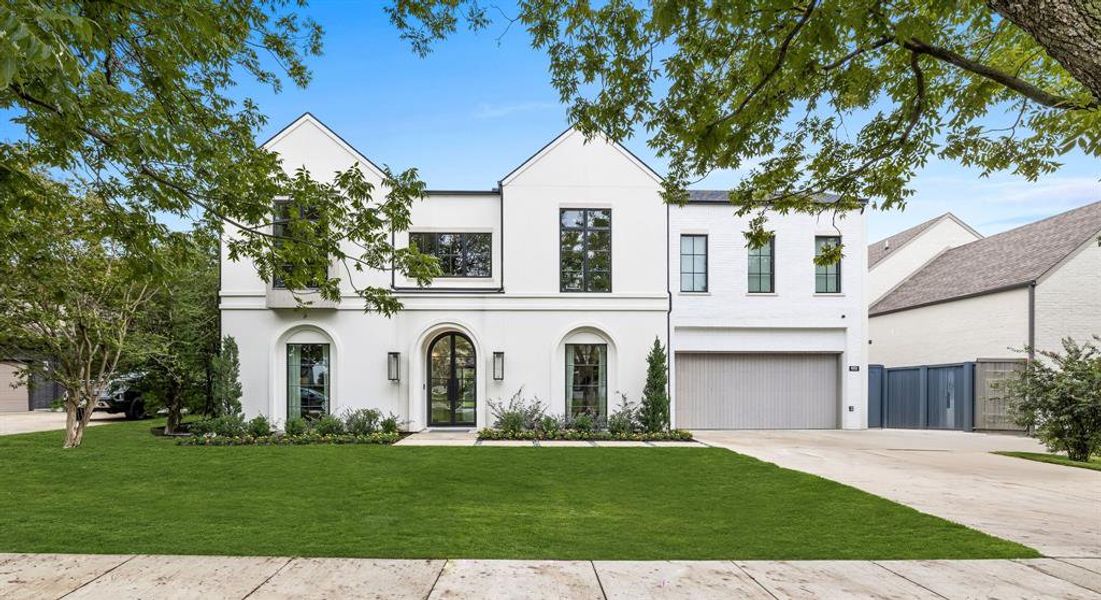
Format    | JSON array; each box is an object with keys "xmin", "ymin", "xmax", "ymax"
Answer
[{"xmin": 1035, "ymin": 235, "xmax": 1101, "ymax": 354}]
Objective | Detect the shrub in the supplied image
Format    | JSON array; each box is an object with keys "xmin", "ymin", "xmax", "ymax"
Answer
[
  {"xmin": 608, "ymin": 394, "xmax": 641, "ymax": 434},
  {"xmin": 179, "ymin": 432, "xmax": 402, "ymax": 446},
  {"xmin": 1006, "ymin": 336, "xmax": 1101, "ymax": 462},
  {"xmin": 639, "ymin": 336, "xmax": 670, "ymax": 432},
  {"xmin": 570, "ymin": 412, "xmax": 596, "ymax": 433},
  {"xmin": 537, "ymin": 414, "xmax": 564, "ymax": 436},
  {"xmin": 489, "ymin": 388, "xmax": 547, "ymax": 432},
  {"xmin": 343, "ymin": 408, "xmax": 381, "ymax": 435},
  {"xmin": 190, "ymin": 414, "xmax": 245, "ymax": 437},
  {"xmin": 284, "ymin": 416, "xmax": 308, "ymax": 436},
  {"xmin": 380, "ymin": 413, "xmax": 401, "ymax": 434},
  {"xmin": 211, "ymin": 336, "xmax": 243, "ymax": 418},
  {"xmin": 246, "ymin": 415, "xmax": 272, "ymax": 437},
  {"xmin": 313, "ymin": 413, "xmax": 346, "ymax": 436}
]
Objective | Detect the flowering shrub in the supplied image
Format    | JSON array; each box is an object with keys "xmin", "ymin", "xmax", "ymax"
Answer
[
  {"xmin": 477, "ymin": 428, "xmax": 693, "ymax": 442},
  {"xmin": 177, "ymin": 432, "xmax": 401, "ymax": 446}
]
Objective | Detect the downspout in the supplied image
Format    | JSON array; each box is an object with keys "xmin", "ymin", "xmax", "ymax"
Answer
[
  {"xmin": 665, "ymin": 201, "xmax": 673, "ymax": 424},
  {"xmin": 1027, "ymin": 281, "xmax": 1036, "ymax": 360}
]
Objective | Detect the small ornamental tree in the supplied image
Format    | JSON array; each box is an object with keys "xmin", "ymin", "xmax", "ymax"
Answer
[
  {"xmin": 1006, "ymin": 336, "xmax": 1101, "ymax": 462},
  {"xmin": 639, "ymin": 337, "xmax": 670, "ymax": 432},
  {"xmin": 211, "ymin": 336, "xmax": 244, "ymax": 418}
]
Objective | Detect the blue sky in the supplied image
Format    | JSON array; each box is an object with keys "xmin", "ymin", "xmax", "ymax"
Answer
[{"xmin": 6, "ymin": 3, "xmax": 1099, "ymax": 242}]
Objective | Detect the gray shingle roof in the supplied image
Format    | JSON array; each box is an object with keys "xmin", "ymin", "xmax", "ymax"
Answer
[
  {"xmin": 870, "ymin": 201, "xmax": 1101, "ymax": 315},
  {"xmin": 868, "ymin": 214, "xmax": 947, "ymax": 268}
]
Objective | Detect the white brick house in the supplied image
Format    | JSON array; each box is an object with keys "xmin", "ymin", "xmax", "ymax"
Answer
[
  {"xmin": 868, "ymin": 202, "xmax": 1101, "ymax": 367},
  {"xmin": 220, "ymin": 114, "xmax": 868, "ymax": 430}
]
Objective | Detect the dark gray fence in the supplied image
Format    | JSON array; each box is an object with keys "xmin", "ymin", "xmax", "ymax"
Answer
[{"xmin": 868, "ymin": 363, "xmax": 975, "ymax": 430}]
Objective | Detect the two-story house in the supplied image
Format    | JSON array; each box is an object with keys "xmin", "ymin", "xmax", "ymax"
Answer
[{"xmin": 220, "ymin": 114, "xmax": 867, "ymax": 430}]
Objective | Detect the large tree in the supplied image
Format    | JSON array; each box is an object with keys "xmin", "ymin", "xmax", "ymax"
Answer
[
  {"xmin": 2, "ymin": 1, "xmax": 436, "ymax": 311},
  {"xmin": 0, "ymin": 186, "xmax": 156, "ymax": 448},
  {"xmin": 388, "ymin": 1, "xmax": 1101, "ymax": 254}
]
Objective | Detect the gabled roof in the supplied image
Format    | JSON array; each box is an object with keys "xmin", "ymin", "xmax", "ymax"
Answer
[
  {"xmin": 867, "ymin": 213, "xmax": 980, "ymax": 268},
  {"xmin": 261, "ymin": 112, "xmax": 387, "ymax": 179},
  {"xmin": 684, "ymin": 190, "xmax": 843, "ymax": 204},
  {"xmin": 870, "ymin": 201, "xmax": 1101, "ymax": 316},
  {"xmin": 499, "ymin": 127, "xmax": 663, "ymax": 186}
]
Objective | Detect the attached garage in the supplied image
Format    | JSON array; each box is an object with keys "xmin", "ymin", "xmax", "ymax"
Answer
[
  {"xmin": 0, "ymin": 361, "xmax": 29, "ymax": 413},
  {"xmin": 675, "ymin": 353, "xmax": 840, "ymax": 429}
]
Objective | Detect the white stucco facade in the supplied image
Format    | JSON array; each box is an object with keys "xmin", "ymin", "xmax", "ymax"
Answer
[{"xmin": 221, "ymin": 114, "xmax": 869, "ymax": 430}]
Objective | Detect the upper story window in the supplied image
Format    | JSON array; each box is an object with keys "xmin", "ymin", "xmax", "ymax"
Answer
[
  {"xmin": 560, "ymin": 209, "xmax": 611, "ymax": 293},
  {"xmin": 815, "ymin": 236, "xmax": 842, "ymax": 293},
  {"xmin": 409, "ymin": 232, "xmax": 492, "ymax": 278},
  {"xmin": 680, "ymin": 235, "xmax": 708, "ymax": 292},
  {"xmin": 748, "ymin": 237, "xmax": 775, "ymax": 293},
  {"xmin": 272, "ymin": 200, "xmax": 323, "ymax": 289}
]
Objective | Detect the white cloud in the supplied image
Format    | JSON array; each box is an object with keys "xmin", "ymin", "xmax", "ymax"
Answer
[{"xmin": 473, "ymin": 101, "xmax": 559, "ymax": 119}]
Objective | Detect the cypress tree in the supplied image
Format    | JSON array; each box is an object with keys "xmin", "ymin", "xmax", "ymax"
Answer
[{"xmin": 639, "ymin": 336, "xmax": 669, "ymax": 432}]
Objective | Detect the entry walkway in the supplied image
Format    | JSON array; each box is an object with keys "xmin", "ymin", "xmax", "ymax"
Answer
[{"xmin": 3, "ymin": 553, "xmax": 1100, "ymax": 599}]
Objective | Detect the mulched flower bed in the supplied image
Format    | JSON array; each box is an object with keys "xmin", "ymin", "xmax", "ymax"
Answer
[{"xmin": 477, "ymin": 428, "xmax": 694, "ymax": 442}]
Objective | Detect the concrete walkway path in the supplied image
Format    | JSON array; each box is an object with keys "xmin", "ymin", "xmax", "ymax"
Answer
[
  {"xmin": 3, "ymin": 553, "xmax": 1101, "ymax": 599},
  {"xmin": 693, "ymin": 429, "xmax": 1101, "ymax": 559}
]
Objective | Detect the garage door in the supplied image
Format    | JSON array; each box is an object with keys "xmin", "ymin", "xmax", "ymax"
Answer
[
  {"xmin": 675, "ymin": 353, "xmax": 839, "ymax": 429},
  {"xmin": 0, "ymin": 362, "xmax": 29, "ymax": 412}
]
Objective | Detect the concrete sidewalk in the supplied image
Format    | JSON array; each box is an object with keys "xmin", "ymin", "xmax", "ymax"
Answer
[{"xmin": 3, "ymin": 554, "xmax": 1101, "ymax": 599}]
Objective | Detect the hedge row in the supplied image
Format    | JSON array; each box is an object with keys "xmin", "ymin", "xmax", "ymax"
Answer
[
  {"xmin": 177, "ymin": 432, "xmax": 401, "ymax": 446},
  {"xmin": 476, "ymin": 428, "xmax": 694, "ymax": 442}
]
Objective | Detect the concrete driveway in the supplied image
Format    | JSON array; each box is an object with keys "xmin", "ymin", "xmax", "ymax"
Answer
[
  {"xmin": 0, "ymin": 411, "xmax": 126, "ymax": 436},
  {"xmin": 693, "ymin": 429, "xmax": 1101, "ymax": 558}
]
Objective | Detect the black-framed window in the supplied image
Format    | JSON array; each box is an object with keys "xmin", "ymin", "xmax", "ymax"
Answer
[
  {"xmin": 409, "ymin": 232, "xmax": 492, "ymax": 278},
  {"xmin": 748, "ymin": 237, "xmax": 775, "ymax": 293},
  {"xmin": 560, "ymin": 209, "xmax": 611, "ymax": 292},
  {"xmin": 272, "ymin": 199, "xmax": 324, "ymax": 289},
  {"xmin": 566, "ymin": 343, "xmax": 607, "ymax": 418},
  {"xmin": 680, "ymin": 234, "xmax": 708, "ymax": 292},
  {"xmin": 287, "ymin": 343, "xmax": 329, "ymax": 420},
  {"xmin": 815, "ymin": 236, "xmax": 842, "ymax": 293}
]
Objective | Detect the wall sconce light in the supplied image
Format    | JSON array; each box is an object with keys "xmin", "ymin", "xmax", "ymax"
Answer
[
  {"xmin": 387, "ymin": 352, "xmax": 400, "ymax": 381},
  {"xmin": 493, "ymin": 352, "xmax": 505, "ymax": 381}
]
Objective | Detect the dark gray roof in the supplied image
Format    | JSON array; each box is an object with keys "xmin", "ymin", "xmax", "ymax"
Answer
[
  {"xmin": 685, "ymin": 190, "xmax": 842, "ymax": 204},
  {"xmin": 871, "ymin": 201, "xmax": 1101, "ymax": 315},
  {"xmin": 868, "ymin": 214, "xmax": 946, "ymax": 268}
]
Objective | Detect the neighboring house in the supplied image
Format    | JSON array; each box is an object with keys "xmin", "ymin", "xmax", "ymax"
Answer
[
  {"xmin": 221, "ymin": 113, "xmax": 867, "ymax": 431},
  {"xmin": 869, "ymin": 201, "xmax": 1101, "ymax": 367},
  {"xmin": 0, "ymin": 359, "xmax": 63, "ymax": 412},
  {"xmin": 867, "ymin": 213, "xmax": 982, "ymax": 305}
]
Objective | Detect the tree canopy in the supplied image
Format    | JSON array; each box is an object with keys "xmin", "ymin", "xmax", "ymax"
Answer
[
  {"xmin": 2, "ymin": 1, "xmax": 436, "ymax": 311},
  {"xmin": 388, "ymin": 0, "xmax": 1101, "ymax": 255}
]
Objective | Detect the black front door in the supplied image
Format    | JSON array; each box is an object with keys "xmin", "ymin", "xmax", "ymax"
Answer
[{"xmin": 427, "ymin": 332, "xmax": 476, "ymax": 426}]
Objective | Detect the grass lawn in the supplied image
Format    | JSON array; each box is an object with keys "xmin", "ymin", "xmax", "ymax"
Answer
[
  {"xmin": 997, "ymin": 451, "xmax": 1101, "ymax": 472},
  {"xmin": 0, "ymin": 419, "xmax": 1037, "ymax": 560}
]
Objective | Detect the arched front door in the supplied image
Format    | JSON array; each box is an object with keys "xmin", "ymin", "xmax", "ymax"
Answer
[{"xmin": 427, "ymin": 332, "xmax": 476, "ymax": 426}]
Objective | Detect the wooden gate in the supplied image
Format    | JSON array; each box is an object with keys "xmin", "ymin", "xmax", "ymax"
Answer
[{"xmin": 974, "ymin": 359, "xmax": 1026, "ymax": 432}]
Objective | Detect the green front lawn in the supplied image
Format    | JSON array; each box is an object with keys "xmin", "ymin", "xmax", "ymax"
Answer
[
  {"xmin": 0, "ymin": 420, "xmax": 1036, "ymax": 560},
  {"xmin": 997, "ymin": 451, "xmax": 1101, "ymax": 472}
]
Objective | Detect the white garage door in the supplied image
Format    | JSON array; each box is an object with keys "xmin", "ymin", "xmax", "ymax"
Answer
[
  {"xmin": 0, "ymin": 362, "xmax": 28, "ymax": 413},
  {"xmin": 675, "ymin": 353, "xmax": 839, "ymax": 429}
]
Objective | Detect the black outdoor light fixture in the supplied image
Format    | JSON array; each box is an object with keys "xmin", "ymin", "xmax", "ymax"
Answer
[
  {"xmin": 493, "ymin": 352, "xmax": 505, "ymax": 381},
  {"xmin": 387, "ymin": 352, "xmax": 400, "ymax": 381}
]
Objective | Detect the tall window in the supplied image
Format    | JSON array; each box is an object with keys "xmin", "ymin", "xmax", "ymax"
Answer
[
  {"xmin": 560, "ymin": 209, "xmax": 611, "ymax": 292},
  {"xmin": 566, "ymin": 343, "xmax": 607, "ymax": 418},
  {"xmin": 272, "ymin": 199, "xmax": 324, "ymax": 289},
  {"xmin": 680, "ymin": 235, "xmax": 708, "ymax": 292},
  {"xmin": 748, "ymin": 237, "xmax": 775, "ymax": 293},
  {"xmin": 409, "ymin": 232, "xmax": 492, "ymax": 278},
  {"xmin": 815, "ymin": 236, "xmax": 842, "ymax": 293},
  {"xmin": 287, "ymin": 343, "xmax": 329, "ymax": 419}
]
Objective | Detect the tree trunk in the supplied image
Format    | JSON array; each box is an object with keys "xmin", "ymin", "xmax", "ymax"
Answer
[
  {"xmin": 988, "ymin": 0, "xmax": 1101, "ymax": 101},
  {"xmin": 63, "ymin": 393, "xmax": 96, "ymax": 448},
  {"xmin": 164, "ymin": 382, "xmax": 182, "ymax": 435}
]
